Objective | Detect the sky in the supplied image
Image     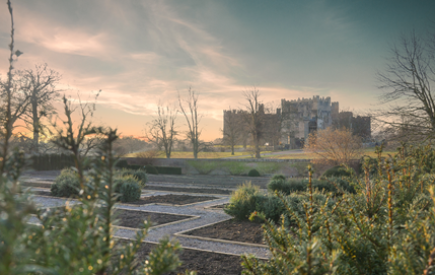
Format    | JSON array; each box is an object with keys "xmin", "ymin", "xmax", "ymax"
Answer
[{"xmin": 0, "ymin": 0, "xmax": 434, "ymax": 141}]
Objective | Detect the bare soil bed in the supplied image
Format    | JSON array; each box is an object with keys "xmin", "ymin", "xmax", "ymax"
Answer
[
  {"xmin": 31, "ymin": 190, "xmax": 218, "ymax": 206},
  {"xmin": 117, "ymin": 241, "xmax": 245, "ymax": 275},
  {"xmin": 185, "ymin": 219, "xmax": 265, "ymax": 245},
  {"xmin": 125, "ymin": 194, "xmax": 218, "ymax": 205},
  {"xmin": 114, "ymin": 209, "xmax": 190, "ymax": 228}
]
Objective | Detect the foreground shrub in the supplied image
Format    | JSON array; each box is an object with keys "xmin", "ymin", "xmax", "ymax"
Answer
[
  {"xmin": 248, "ymin": 169, "xmax": 261, "ymax": 177},
  {"xmin": 50, "ymin": 168, "xmax": 80, "ymax": 197},
  {"xmin": 242, "ymin": 146, "xmax": 435, "ymax": 275},
  {"xmin": 114, "ymin": 175, "xmax": 141, "ymax": 202},
  {"xmin": 122, "ymin": 169, "xmax": 147, "ymax": 187},
  {"xmin": 224, "ymin": 182, "xmax": 262, "ymax": 220}
]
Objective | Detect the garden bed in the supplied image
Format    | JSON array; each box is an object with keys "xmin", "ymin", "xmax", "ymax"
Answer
[
  {"xmin": 124, "ymin": 194, "xmax": 219, "ymax": 206},
  {"xmin": 114, "ymin": 208, "xmax": 194, "ymax": 228},
  {"xmin": 181, "ymin": 219, "xmax": 265, "ymax": 245},
  {"xmin": 118, "ymin": 241, "xmax": 245, "ymax": 275}
]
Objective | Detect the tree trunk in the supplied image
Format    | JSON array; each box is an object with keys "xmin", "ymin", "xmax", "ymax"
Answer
[
  {"xmin": 32, "ymin": 97, "xmax": 39, "ymax": 154},
  {"xmin": 231, "ymin": 145, "xmax": 234, "ymax": 155}
]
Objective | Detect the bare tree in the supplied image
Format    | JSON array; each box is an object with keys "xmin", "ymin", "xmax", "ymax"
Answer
[
  {"xmin": 304, "ymin": 127, "xmax": 363, "ymax": 166},
  {"xmin": 376, "ymin": 29, "xmax": 435, "ymax": 142},
  {"xmin": 145, "ymin": 105, "xmax": 177, "ymax": 158},
  {"xmin": 113, "ymin": 136, "xmax": 148, "ymax": 156},
  {"xmin": 0, "ymin": 0, "xmax": 28, "ymax": 178},
  {"xmin": 18, "ymin": 64, "xmax": 61, "ymax": 153},
  {"xmin": 244, "ymin": 89, "xmax": 263, "ymax": 158},
  {"xmin": 222, "ymin": 108, "xmax": 243, "ymax": 155},
  {"xmin": 178, "ymin": 87, "xmax": 202, "ymax": 159},
  {"xmin": 50, "ymin": 93, "xmax": 100, "ymax": 187}
]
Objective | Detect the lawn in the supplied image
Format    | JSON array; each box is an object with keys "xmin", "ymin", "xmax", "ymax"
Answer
[
  {"xmin": 127, "ymin": 150, "xmax": 272, "ymax": 159},
  {"xmin": 263, "ymin": 148, "xmax": 397, "ymax": 160}
]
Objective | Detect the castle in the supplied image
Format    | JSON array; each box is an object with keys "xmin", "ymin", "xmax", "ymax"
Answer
[{"xmin": 223, "ymin": 95, "xmax": 371, "ymax": 149}]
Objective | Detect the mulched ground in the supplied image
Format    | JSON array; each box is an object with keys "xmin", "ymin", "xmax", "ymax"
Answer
[
  {"xmin": 125, "ymin": 194, "xmax": 218, "ymax": 205},
  {"xmin": 117, "ymin": 241, "xmax": 245, "ymax": 275},
  {"xmin": 114, "ymin": 209, "xmax": 189, "ymax": 228},
  {"xmin": 185, "ymin": 219, "xmax": 265, "ymax": 244}
]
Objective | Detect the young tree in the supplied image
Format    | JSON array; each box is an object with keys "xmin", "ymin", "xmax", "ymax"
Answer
[
  {"xmin": 244, "ymin": 89, "xmax": 264, "ymax": 159},
  {"xmin": 145, "ymin": 105, "xmax": 177, "ymax": 158},
  {"xmin": 50, "ymin": 94, "xmax": 100, "ymax": 188},
  {"xmin": 377, "ymin": 29, "xmax": 435, "ymax": 142},
  {"xmin": 0, "ymin": 0, "xmax": 27, "ymax": 177},
  {"xmin": 222, "ymin": 108, "xmax": 243, "ymax": 155},
  {"xmin": 178, "ymin": 87, "xmax": 202, "ymax": 159},
  {"xmin": 19, "ymin": 64, "xmax": 61, "ymax": 153},
  {"xmin": 304, "ymin": 127, "xmax": 363, "ymax": 166}
]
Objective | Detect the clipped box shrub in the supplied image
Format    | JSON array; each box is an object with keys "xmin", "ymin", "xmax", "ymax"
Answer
[
  {"xmin": 248, "ymin": 168, "xmax": 261, "ymax": 177},
  {"xmin": 121, "ymin": 169, "xmax": 147, "ymax": 188},
  {"xmin": 50, "ymin": 168, "xmax": 80, "ymax": 197},
  {"xmin": 114, "ymin": 175, "xmax": 141, "ymax": 202}
]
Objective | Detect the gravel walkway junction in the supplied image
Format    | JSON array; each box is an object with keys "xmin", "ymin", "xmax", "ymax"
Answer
[{"xmin": 27, "ymin": 186, "xmax": 270, "ymax": 259}]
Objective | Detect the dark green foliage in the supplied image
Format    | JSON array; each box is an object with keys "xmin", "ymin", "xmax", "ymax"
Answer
[
  {"xmin": 115, "ymin": 159, "xmax": 129, "ymax": 169},
  {"xmin": 268, "ymin": 178, "xmax": 355, "ymax": 195},
  {"xmin": 121, "ymin": 169, "xmax": 147, "ymax": 187},
  {"xmin": 32, "ymin": 154, "xmax": 75, "ymax": 171},
  {"xmin": 321, "ymin": 165, "xmax": 355, "ymax": 178},
  {"xmin": 224, "ymin": 182, "xmax": 261, "ymax": 220},
  {"xmin": 50, "ymin": 168, "xmax": 80, "ymax": 197},
  {"xmin": 154, "ymin": 166, "xmax": 182, "ymax": 175},
  {"xmin": 271, "ymin": 174, "xmax": 286, "ymax": 181},
  {"xmin": 145, "ymin": 165, "xmax": 159, "ymax": 174},
  {"xmin": 255, "ymin": 195, "xmax": 285, "ymax": 223},
  {"xmin": 144, "ymin": 166, "xmax": 182, "ymax": 175},
  {"xmin": 114, "ymin": 176, "xmax": 141, "ymax": 202},
  {"xmin": 248, "ymin": 168, "xmax": 261, "ymax": 177},
  {"xmin": 242, "ymin": 145, "xmax": 435, "ymax": 275},
  {"xmin": 117, "ymin": 161, "xmax": 182, "ymax": 175}
]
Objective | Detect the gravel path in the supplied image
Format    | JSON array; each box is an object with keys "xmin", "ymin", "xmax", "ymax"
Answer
[{"xmin": 27, "ymin": 189, "xmax": 270, "ymax": 259}]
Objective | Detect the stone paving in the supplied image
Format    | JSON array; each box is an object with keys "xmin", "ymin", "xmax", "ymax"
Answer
[{"xmin": 28, "ymin": 187, "xmax": 270, "ymax": 259}]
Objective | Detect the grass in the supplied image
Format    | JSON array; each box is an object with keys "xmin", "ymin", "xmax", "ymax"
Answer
[
  {"xmin": 127, "ymin": 150, "xmax": 274, "ymax": 159},
  {"xmin": 186, "ymin": 160, "xmax": 287, "ymax": 176}
]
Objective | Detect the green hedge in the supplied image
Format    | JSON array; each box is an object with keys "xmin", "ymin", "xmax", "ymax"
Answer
[
  {"xmin": 115, "ymin": 160, "xmax": 182, "ymax": 175},
  {"xmin": 268, "ymin": 177, "xmax": 355, "ymax": 195},
  {"xmin": 321, "ymin": 165, "xmax": 355, "ymax": 178},
  {"xmin": 32, "ymin": 154, "xmax": 76, "ymax": 171}
]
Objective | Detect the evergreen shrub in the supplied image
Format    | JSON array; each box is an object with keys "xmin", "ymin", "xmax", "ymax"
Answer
[
  {"xmin": 121, "ymin": 169, "xmax": 147, "ymax": 187},
  {"xmin": 114, "ymin": 176, "xmax": 141, "ymax": 202},
  {"xmin": 321, "ymin": 165, "xmax": 355, "ymax": 178},
  {"xmin": 248, "ymin": 168, "xmax": 261, "ymax": 177},
  {"xmin": 224, "ymin": 182, "xmax": 262, "ymax": 220},
  {"xmin": 242, "ymin": 145, "xmax": 435, "ymax": 274},
  {"xmin": 268, "ymin": 178, "xmax": 355, "ymax": 195},
  {"xmin": 50, "ymin": 168, "xmax": 80, "ymax": 197}
]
